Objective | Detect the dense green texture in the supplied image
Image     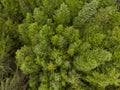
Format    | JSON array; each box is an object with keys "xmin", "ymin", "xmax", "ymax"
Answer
[{"xmin": 0, "ymin": 0, "xmax": 120, "ymax": 90}]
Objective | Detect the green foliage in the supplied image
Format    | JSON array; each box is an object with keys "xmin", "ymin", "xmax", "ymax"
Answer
[
  {"xmin": 54, "ymin": 3, "xmax": 71, "ymax": 25},
  {"xmin": 74, "ymin": 48, "xmax": 112, "ymax": 72},
  {"xmin": 42, "ymin": 0, "xmax": 63, "ymax": 17},
  {"xmin": 0, "ymin": 18, "xmax": 20, "ymax": 81},
  {"xmin": 1, "ymin": 0, "xmax": 120, "ymax": 90},
  {"xmin": 19, "ymin": 0, "xmax": 32, "ymax": 15},
  {"xmin": 1, "ymin": 0, "xmax": 19, "ymax": 15},
  {"xmin": 83, "ymin": 25, "xmax": 105, "ymax": 47},
  {"xmin": 65, "ymin": 0, "xmax": 83, "ymax": 17},
  {"xmin": 74, "ymin": 0, "xmax": 99, "ymax": 28},
  {"xmin": 88, "ymin": 6, "xmax": 119, "ymax": 30},
  {"xmin": 67, "ymin": 39, "xmax": 82, "ymax": 56},
  {"xmin": 16, "ymin": 0, "xmax": 120, "ymax": 89},
  {"xmin": 99, "ymin": 0, "xmax": 116, "ymax": 7},
  {"xmin": 33, "ymin": 8, "xmax": 47, "ymax": 24},
  {"xmin": 0, "ymin": 71, "xmax": 28, "ymax": 90},
  {"xmin": 16, "ymin": 46, "xmax": 39, "ymax": 74},
  {"xmin": 85, "ymin": 69, "xmax": 120, "ymax": 88}
]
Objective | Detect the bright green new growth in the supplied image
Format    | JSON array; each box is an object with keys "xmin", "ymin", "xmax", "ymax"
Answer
[
  {"xmin": 1, "ymin": 0, "xmax": 120, "ymax": 90},
  {"xmin": 15, "ymin": 0, "xmax": 120, "ymax": 89}
]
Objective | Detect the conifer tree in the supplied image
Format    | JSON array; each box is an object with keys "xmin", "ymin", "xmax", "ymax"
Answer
[
  {"xmin": 0, "ymin": 0, "xmax": 120, "ymax": 90},
  {"xmin": 73, "ymin": 0, "xmax": 99, "ymax": 28}
]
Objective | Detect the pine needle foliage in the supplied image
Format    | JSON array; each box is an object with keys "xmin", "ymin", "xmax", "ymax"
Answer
[{"xmin": 0, "ymin": 0, "xmax": 120, "ymax": 90}]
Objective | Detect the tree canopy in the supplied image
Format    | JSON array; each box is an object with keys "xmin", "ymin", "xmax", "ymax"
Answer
[{"xmin": 0, "ymin": 0, "xmax": 120, "ymax": 90}]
